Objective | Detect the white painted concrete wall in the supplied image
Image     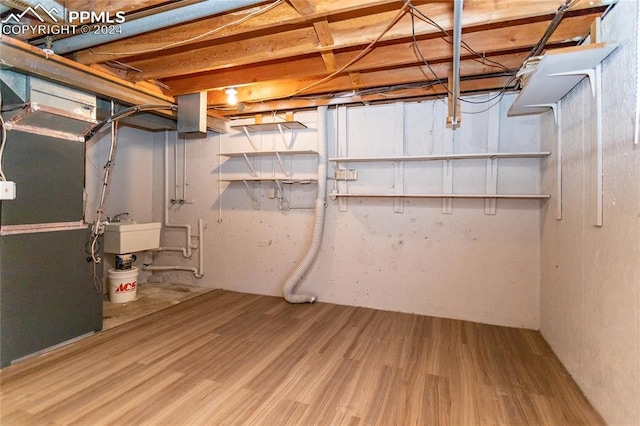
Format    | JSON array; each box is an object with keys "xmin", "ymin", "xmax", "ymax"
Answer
[
  {"xmin": 154, "ymin": 93, "xmax": 544, "ymax": 328},
  {"xmin": 539, "ymin": 1, "xmax": 640, "ymax": 423},
  {"xmin": 85, "ymin": 125, "xmax": 157, "ymax": 224},
  {"xmin": 85, "ymin": 125, "xmax": 161, "ymax": 282}
]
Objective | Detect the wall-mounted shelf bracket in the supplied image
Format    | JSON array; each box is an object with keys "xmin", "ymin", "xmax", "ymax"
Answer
[
  {"xmin": 241, "ymin": 126, "xmax": 259, "ymax": 151},
  {"xmin": 240, "ymin": 179, "xmax": 261, "ymax": 209},
  {"xmin": 548, "ymin": 69, "xmax": 596, "ymax": 97},
  {"xmin": 273, "ymin": 152, "xmax": 289, "ymax": 177},
  {"xmin": 276, "ymin": 123, "xmax": 293, "ymax": 150},
  {"xmin": 523, "ymin": 103, "xmax": 559, "ymax": 123},
  {"xmin": 442, "ymin": 120, "xmax": 454, "ymax": 214},
  {"xmin": 241, "ymin": 153, "xmax": 258, "ymax": 177},
  {"xmin": 555, "ymin": 99, "xmax": 563, "ymax": 220},
  {"xmin": 484, "ymin": 101, "xmax": 500, "ymax": 215}
]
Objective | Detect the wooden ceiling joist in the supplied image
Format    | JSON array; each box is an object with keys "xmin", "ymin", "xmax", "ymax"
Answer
[
  {"xmin": 205, "ymin": 52, "xmax": 527, "ymax": 106},
  {"xmin": 161, "ymin": 13, "xmax": 598, "ymax": 96},
  {"xmin": 0, "ymin": 37, "xmax": 229, "ymax": 133},
  {"xmin": 1, "ymin": 0, "xmax": 613, "ymax": 116}
]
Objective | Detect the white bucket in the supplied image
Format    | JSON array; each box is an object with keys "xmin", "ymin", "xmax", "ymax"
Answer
[{"xmin": 108, "ymin": 267, "xmax": 138, "ymax": 303}]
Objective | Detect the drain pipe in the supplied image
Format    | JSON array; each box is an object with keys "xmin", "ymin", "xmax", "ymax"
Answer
[
  {"xmin": 51, "ymin": 0, "xmax": 265, "ymax": 54},
  {"xmin": 145, "ymin": 218, "xmax": 204, "ymax": 278},
  {"xmin": 282, "ymin": 106, "xmax": 328, "ymax": 304},
  {"xmin": 144, "ymin": 131, "xmax": 203, "ymax": 278},
  {"xmin": 152, "ymin": 131, "xmax": 196, "ymax": 258}
]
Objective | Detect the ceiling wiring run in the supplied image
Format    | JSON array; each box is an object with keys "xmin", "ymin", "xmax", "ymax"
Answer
[
  {"xmin": 83, "ymin": 104, "xmax": 177, "ymax": 142},
  {"xmin": 406, "ymin": 1, "xmax": 517, "ymax": 106}
]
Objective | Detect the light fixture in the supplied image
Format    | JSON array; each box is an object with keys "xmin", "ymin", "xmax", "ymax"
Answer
[{"xmin": 225, "ymin": 87, "xmax": 238, "ymax": 105}]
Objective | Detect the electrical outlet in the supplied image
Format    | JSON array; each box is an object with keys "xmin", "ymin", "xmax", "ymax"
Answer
[
  {"xmin": 335, "ymin": 169, "xmax": 358, "ymax": 180},
  {"xmin": 0, "ymin": 181, "xmax": 16, "ymax": 200}
]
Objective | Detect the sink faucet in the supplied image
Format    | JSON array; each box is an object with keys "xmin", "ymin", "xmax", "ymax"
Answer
[{"xmin": 111, "ymin": 212, "xmax": 130, "ymax": 222}]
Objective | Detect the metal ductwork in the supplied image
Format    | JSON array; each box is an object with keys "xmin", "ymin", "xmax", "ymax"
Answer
[
  {"xmin": 51, "ymin": 0, "xmax": 267, "ymax": 55},
  {"xmin": 1, "ymin": 70, "xmax": 96, "ymax": 142}
]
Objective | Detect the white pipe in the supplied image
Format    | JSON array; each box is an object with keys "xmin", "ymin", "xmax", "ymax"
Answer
[
  {"xmin": 52, "ymin": 0, "xmax": 265, "ymax": 54},
  {"xmin": 144, "ymin": 265, "xmax": 199, "ymax": 274},
  {"xmin": 197, "ymin": 218, "xmax": 204, "ymax": 278},
  {"xmin": 174, "ymin": 133, "xmax": 179, "ymax": 202},
  {"xmin": 145, "ymin": 219, "xmax": 204, "ymax": 278},
  {"xmin": 451, "ymin": 0, "xmax": 463, "ymax": 126},
  {"xmin": 635, "ymin": 0, "xmax": 640, "ymax": 145},
  {"xmin": 282, "ymin": 106, "xmax": 328, "ymax": 304},
  {"xmin": 163, "ymin": 131, "xmax": 194, "ymax": 258},
  {"xmin": 182, "ymin": 134, "xmax": 188, "ymax": 201},
  {"xmin": 145, "ymin": 133, "xmax": 204, "ymax": 278}
]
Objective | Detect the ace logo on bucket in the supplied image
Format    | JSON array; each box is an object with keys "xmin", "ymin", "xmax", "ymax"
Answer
[{"xmin": 115, "ymin": 281, "xmax": 137, "ymax": 294}]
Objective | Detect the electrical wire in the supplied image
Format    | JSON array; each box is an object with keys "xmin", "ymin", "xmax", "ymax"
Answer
[
  {"xmin": 406, "ymin": 1, "xmax": 513, "ymax": 73},
  {"xmin": 0, "ymin": 113, "xmax": 6, "ymax": 181},
  {"xmin": 458, "ymin": 74, "xmax": 517, "ymax": 105},
  {"xmin": 84, "ymin": 103, "xmax": 177, "ymax": 142},
  {"xmin": 291, "ymin": 2, "xmax": 411, "ymax": 97},
  {"xmin": 228, "ymin": 1, "xmax": 412, "ymax": 108},
  {"xmin": 88, "ymin": 0, "xmax": 283, "ymax": 57},
  {"xmin": 222, "ymin": 0, "xmax": 527, "ymax": 110},
  {"xmin": 528, "ymin": 0, "xmax": 580, "ymax": 58},
  {"xmin": 406, "ymin": 1, "xmax": 518, "ymax": 106},
  {"xmin": 409, "ymin": 9, "xmax": 449, "ymax": 95},
  {"xmin": 84, "ymin": 102, "xmax": 177, "ymax": 290}
]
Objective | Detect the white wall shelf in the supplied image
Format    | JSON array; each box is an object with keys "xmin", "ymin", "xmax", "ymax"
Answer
[
  {"xmin": 220, "ymin": 119, "xmax": 316, "ymax": 211},
  {"xmin": 330, "ymin": 192, "xmax": 550, "ymax": 200},
  {"xmin": 221, "ymin": 149, "xmax": 318, "ymax": 157},
  {"xmin": 220, "ymin": 178, "xmax": 316, "ymax": 183},
  {"xmin": 219, "ymin": 150, "xmax": 317, "ymax": 177},
  {"xmin": 329, "ymin": 151, "xmax": 550, "ymax": 162},
  {"xmin": 329, "ymin": 151, "xmax": 551, "ymax": 203},
  {"xmin": 230, "ymin": 121, "xmax": 307, "ymax": 132},
  {"xmin": 508, "ymin": 42, "xmax": 617, "ymax": 116}
]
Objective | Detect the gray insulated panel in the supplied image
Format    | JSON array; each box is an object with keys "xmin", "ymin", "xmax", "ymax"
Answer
[
  {"xmin": 0, "ymin": 228, "xmax": 102, "ymax": 367},
  {"xmin": 1, "ymin": 131, "xmax": 84, "ymax": 225}
]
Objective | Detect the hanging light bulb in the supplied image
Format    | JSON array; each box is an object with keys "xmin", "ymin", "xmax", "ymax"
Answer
[{"xmin": 225, "ymin": 87, "xmax": 238, "ymax": 105}]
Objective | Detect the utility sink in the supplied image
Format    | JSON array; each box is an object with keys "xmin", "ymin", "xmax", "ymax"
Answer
[{"xmin": 103, "ymin": 221, "xmax": 161, "ymax": 254}]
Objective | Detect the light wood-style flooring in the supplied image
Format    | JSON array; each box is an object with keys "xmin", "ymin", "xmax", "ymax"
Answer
[
  {"xmin": 103, "ymin": 281, "xmax": 212, "ymax": 330},
  {"xmin": 1, "ymin": 290, "xmax": 603, "ymax": 425}
]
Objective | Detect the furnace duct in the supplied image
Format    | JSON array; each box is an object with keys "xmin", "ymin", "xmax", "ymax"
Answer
[
  {"xmin": 282, "ymin": 105, "xmax": 328, "ymax": 304},
  {"xmin": 51, "ymin": 0, "xmax": 266, "ymax": 54}
]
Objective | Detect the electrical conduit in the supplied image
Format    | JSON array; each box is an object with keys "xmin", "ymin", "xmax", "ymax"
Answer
[
  {"xmin": 282, "ymin": 106, "xmax": 328, "ymax": 304},
  {"xmin": 52, "ymin": 0, "xmax": 267, "ymax": 54}
]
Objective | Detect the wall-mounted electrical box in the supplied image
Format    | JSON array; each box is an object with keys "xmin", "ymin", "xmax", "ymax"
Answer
[
  {"xmin": 335, "ymin": 169, "xmax": 358, "ymax": 180},
  {"xmin": 0, "ymin": 181, "xmax": 16, "ymax": 200}
]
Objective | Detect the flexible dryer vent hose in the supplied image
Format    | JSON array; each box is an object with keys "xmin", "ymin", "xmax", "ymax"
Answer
[{"xmin": 283, "ymin": 105, "xmax": 328, "ymax": 303}]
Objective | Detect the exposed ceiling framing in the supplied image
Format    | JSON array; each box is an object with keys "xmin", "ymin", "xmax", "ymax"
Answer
[{"xmin": 0, "ymin": 0, "xmax": 613, "ymax": 119}]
